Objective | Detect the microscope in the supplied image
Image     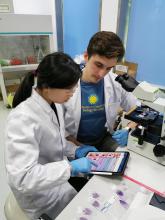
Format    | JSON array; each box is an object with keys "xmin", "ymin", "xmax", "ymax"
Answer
[{"xmin": 115, "ymin": 73, "xmax": 165, "ymax": 165}]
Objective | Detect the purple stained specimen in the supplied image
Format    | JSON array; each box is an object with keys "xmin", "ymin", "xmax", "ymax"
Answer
[
  {"xmin": 92, "ymin": 192, "xmax": 100, "ymax": 198},
  {"xmin": 92, "ymin": 200, "xmax": 100, "ymax": 208},
  {"xmin": 116, "ymin": 190, "xmax": 124, "ymax": 197},
  {"xmin": 83, "ymin": 208, "xmax": 92, "ymax": 215},
  {"xmin": 119, "ymin": 200, "xmax": 129, "ymax": 209}
]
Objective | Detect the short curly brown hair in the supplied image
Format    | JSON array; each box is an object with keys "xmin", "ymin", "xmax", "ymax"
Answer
[{"xmin": 87, "ymin": 31, "xmax": 125, "ymax": 61}]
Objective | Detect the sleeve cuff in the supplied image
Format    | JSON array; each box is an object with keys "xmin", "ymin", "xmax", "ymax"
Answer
[{"xmin": 125, "ymin": 126, "xmax": 132, "ymax": 132}]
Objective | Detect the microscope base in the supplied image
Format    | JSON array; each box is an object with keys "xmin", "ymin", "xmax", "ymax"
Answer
[{"xmin": 127, "ymin": 133, "xmax": 165, "ymax": 165}]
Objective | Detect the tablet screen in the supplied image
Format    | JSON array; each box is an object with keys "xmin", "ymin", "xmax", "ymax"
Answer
[{"xmin": 86, "ymin": 151, "xmax": 129, "ymax": 175}]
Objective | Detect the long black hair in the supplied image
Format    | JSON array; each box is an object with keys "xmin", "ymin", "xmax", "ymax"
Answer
[{"xmin": 12, "ymin": 52, "xmax": 81, "ymax": 107}]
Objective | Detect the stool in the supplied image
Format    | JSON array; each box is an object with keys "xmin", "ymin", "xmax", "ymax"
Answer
[{"xmin": 4, "ymin": 191, "xmax": 30, "ymax": 220}]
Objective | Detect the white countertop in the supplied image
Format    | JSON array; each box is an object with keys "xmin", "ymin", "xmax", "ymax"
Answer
[{"xmin": 56, "ymin": 149, "xmax": 165, "ymax": 220}]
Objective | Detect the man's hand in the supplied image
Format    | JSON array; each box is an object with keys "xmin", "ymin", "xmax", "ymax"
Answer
[{"xmin": 112, "ymin": 128, "xmax": 129, "ymax": 147}]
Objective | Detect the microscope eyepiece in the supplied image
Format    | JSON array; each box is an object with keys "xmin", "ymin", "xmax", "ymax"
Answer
[{"xmin": 115, "ymin": 73, "xmax": 139, "ymax": 92}]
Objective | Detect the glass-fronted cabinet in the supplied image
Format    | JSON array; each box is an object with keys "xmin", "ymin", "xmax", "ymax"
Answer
[
  {"xmin": 0, "ymin": 35, "xmax": 50, "ymax": 66},
  {"xmin": 0, "ymin": 14, "xmax": 55, "ymax": 106}
]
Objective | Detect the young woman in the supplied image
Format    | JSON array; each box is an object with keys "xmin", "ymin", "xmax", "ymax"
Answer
[{"xmin": 5, "ymin": 52, "xmax": 97, "ymax": 220}]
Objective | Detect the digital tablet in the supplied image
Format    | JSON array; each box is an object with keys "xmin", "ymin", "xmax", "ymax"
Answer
[{"xmin": 86, "ymin": 151, "xmax": 130, "ymax": 175}]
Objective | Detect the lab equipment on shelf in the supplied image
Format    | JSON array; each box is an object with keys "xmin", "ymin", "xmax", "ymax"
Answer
[{"xmin": 0, "ymin": 13, "xmax": 55, "ymax": 106}]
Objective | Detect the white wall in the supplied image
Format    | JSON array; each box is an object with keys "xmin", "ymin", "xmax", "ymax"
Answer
[
  {"xmin": 101, "ymin": 0, "xmax": 120, "ymax": 32},
  {"xmin": 13, "ymin": 0, "xmax": 57, "ymax": 51}
]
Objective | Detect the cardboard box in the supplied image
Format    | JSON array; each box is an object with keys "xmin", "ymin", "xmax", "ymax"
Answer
[
  {"xmin": 0, "ymin": 82, "xmax": 20, "ymax": 101},
  {"xmin": 113, "ymin": 61, "xmax": 138, "ymax": 78},
  {"xmin": 6, "ymin": 84, "xmax": 19, "ymax": 93}
]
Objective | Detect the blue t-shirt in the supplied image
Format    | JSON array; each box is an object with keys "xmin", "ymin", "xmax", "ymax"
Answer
[{"xmin": 77, "ymin": 79, "xmax": 106, "ymax": 143}]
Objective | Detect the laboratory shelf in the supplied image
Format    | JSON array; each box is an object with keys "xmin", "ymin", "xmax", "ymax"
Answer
[
  {"xmin": 0, "ymin": 64, "xmax": 39, "ymax": 106},
  {"xmin": 1, "ymin": 64, "xmax": 38, "ymax": 73}
]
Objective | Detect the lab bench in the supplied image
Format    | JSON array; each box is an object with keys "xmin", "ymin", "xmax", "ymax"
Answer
[{"xmin": 56, "ymin": 148, "xmax": 165, "ymax": 220}]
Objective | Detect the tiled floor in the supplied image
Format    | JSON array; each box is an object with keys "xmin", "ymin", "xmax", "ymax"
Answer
[{"xmin": 0, "ymin": 102, "xmax": 11, "ymax": 220}]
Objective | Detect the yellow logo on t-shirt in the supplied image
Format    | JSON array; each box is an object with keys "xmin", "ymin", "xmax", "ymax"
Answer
[{"xmin": 88, "ymin": 95, "xmax": 98, "ymax": 104}]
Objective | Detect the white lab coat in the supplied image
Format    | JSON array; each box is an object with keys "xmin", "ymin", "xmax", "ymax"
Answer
[
  {"xmin": 63, "ymin": 71, "xmax": 138, "ymax": 138},
  {"xmin": 5, "ymin": 90, "xmax": 77, "ymax": 220}
]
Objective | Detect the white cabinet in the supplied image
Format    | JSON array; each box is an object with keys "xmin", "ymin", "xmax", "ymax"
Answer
[{"xmin": 0, "ymin": 13, "xmax": 55, "ymax": 105}]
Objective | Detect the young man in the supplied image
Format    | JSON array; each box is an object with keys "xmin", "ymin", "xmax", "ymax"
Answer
[{"xmin": 63, "ymin": 31, "xmax": 138, "ymax": 151}]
